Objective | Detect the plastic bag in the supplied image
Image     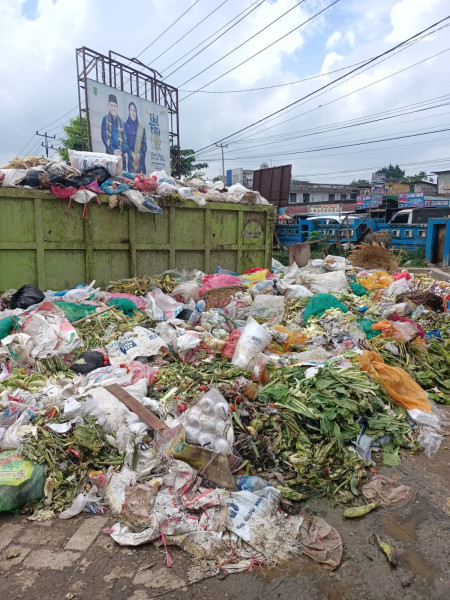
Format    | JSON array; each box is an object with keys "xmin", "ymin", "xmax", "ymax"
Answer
[
  {"xmin": 179, "ymin": 387, "xmax": 234, "ymax": 454},
  {"xmin": 221, "ymin": 329, "xmax": 242, "ymax": 360},
  {"xmin": 0, "ymin": 169, "xmax": 27, "ymax": 186},
  {"xmin": 240, "ymin": 268, "xmax": 271, "ymax": 285},
  {"xmin": 356, "ymin": 318, "xmax": 381, "ymax": 340},
  {"xmin": 106, "ymin": 326, "xmax": 167, "ymax": 364},
  {"xmin": 0, "ymin": 450, "xmax": 45, "ymax": 512},
  {"xmin": 134, "ymin": 174, "xmax": 158, "ymax": 193},
  {"xmin": 156, "ymin": 182, "xmax": 178, "ymax": 196},
  {"xmin": 298, "ymin": 270, "xmax": 348, "ymax": 293},
  {"xmin": 70, "ymin": 351, "xmax": 105, "ymax": 374},
  {"xmin": 384, "ymin": 277, "xmax": 413, "ymax": 297},
  {"xmin": 358, "ymin": 271, "xmax": 394, "ymax": 290},
  {"xmin": 284, "ymin": 284, "xmax": 313, "ymax": 299},
  {"xmin": 231, "ymin": 317, "xmax": 272, "ymax": 369},
  {"xmin": 0, "ymin": 317, "xmax": 14, "ymax": 340},
  {"xmin": 145, "ymin": 289, "xmax": 184, "ymax": 321},
  {"xmin": 13, "ymin": 301, "xmax": 81, "ymax": 359},
  {"xmin": 303, "ymin": 294, "xmax": 348, "ymax": 324},
  {"xmin": 371, "ymin": 319, "xmax": 419, "ymax": 342},
  {"xmin": 171, "ymin": 282, "xmax": 200, "ymax": 303},
  {"xmin": 199, "ymin": 273, "xmax": 242, "ymax": 297},
  {"xmin": 59, "ymin": 486, "xmax": 102, "ymax": 519},
  {"xmin": 69, "ymin": 150, "xmax": 122, "ymax": 177},
  {"xmin": 358, "ymin": 351, "xmax": 431, "ymax": 412},
  {"xmin": 53, "ymin": 302, "xmax": 96, "ymax": 322},
  {"xmin": 106, "ymin": 292, "xmax": 146, "ymax": 311},
  {"xmin": 123, "ymin": 190, "xmax": 162, "ymax": 214},
  {"xmin": 249, "ymin": 295, "xmax": 285, "ymax": 323},
  {"xmin": 106, "ymin": 297, "xmax": 139, "ymax": 317},
  {"xmin": 10, "ymin": 285, "xmax": 45, "ymax": 309},
  {"xmin": 417, "ymin": 427, "xmax": 442, "ymax": 459}
]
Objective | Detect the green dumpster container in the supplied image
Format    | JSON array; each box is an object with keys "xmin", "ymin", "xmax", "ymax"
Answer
[{"xmin": 0, "ymin": 188, "xmax": 274, "ymax": 290}]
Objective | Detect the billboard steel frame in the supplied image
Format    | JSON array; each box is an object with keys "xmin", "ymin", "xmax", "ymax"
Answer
[{"xmin": 76, "ymin": 46, "xmax": 180, "ymax": 175}]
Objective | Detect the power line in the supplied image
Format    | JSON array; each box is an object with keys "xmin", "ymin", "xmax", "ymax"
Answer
[
  {"xmin": 202, "ymin": 129, "xmax": 450, "ymax": 162},
  {"xmin": 148, "ymin": 0, "xmax": 231, "ymax": 66},
  {"xmin": 161, "ymin": 0, "xmax": 266, "ymax": 79},
  {"xmin": 201, "ymin": 102, "xmax": 450, "ymax": 157},
  {"xmin": 181, "ymin": 0, "xmax": 340, "ymax": 100},
  {"xmin": 178, "ymin": 57, "xmax": 376, "ymax": 93},
  {"xmin": 17, "ymin": 133, "xmax": 37, "ymax": 157},
  {"xmin": 178, "ymin": 0, "xmax": 307, "ymax": 88},
  {"xmin": 134, "ymin": 0, "xmax": 201, "ymax": 61},
  {"xmin": 194, "ymin": 15, "xmax": 450, "ymax": 153}
]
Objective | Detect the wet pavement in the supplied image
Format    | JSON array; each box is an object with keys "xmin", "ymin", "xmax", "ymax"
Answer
[{"xmin": 1, "ymin": 413, "xmax": 449, "ymax": 600}]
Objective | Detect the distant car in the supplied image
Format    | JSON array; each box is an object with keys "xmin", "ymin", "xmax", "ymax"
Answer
[{"xmin": 389, "ymin": 207, "xmax": 450, "ymax": 225}]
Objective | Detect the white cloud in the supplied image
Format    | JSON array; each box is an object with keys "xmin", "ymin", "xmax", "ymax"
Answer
[
  {"xmin": 0, "ymin": 0, "xmax": 449, "ymax": 183},
  {"xmin": 326, "ymin": 31, "xmax": 342, "ymax": 48}
]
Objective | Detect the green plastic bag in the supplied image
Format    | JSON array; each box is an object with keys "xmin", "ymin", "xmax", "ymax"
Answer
[
  {"xmin": 106, "ymin": 297, "xmax": 139, "ymax": 317},
  {"xmin": 0, "ymin": 450, "xmax": 46, "ymax": 512},
  {"xmin": 0, "ymin": 317, "xmax": 14, "ymax": 340},
  {"xmin": 53, "ymin": 302, "xmax": 96, "ymax": 323},
  {"xmin": 303, "ymin": 294, "xmax": 348, "ymax": 324},
  {"xmin": 356, "ymin": 318, "xmax": 381, "ymax": 340},
  {"xmin": 349, "ymin": 282, "xmax": 367, "ymax": 297}
]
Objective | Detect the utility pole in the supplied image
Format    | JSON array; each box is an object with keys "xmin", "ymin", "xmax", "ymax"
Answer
[
  {"xmin": 215, "ymin": 143, "xmax": 228, "ymax": 180},
  {"xmin": 36, "ymin": 131, "xmax": 56, "ymax": 158}
]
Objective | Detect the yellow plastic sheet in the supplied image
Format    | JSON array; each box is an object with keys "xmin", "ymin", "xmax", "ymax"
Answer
[{"xmin": 358, "ymin": 351, "xmax": 431, "ymax": 412}]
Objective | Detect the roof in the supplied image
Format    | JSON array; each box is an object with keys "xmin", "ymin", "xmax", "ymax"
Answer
[{"xmin": 431, "ymin": 170, "xmax": 450, "ymax": 174}]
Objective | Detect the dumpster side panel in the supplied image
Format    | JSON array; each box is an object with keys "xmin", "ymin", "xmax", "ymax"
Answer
[{"xmin": 0, "ymin": 189, "xmax": 274, "ymax": 289}]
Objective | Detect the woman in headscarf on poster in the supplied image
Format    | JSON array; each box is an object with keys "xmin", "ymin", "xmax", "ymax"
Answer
[{"xmin": 124, "ymin": 102, "xmax": 147, "ymax": 174}]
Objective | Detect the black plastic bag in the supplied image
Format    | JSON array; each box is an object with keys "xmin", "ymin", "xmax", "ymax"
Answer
[
  {"xmin": 70, "ymin": 351, "xmax": 105, "ymax": 374},
  {"xmin": 66, "ymin": 166, "xmax": 111, "ymax": 188},
  {"xmin": 10, "ymin": 285, "xmax": 45, "ymax": 309}
]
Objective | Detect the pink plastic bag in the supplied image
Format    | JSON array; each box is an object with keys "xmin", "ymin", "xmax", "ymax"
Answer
[
  {"xmin": 199, "ymin": 274, "xmax": 242, "ymax": 297},
  {"xmin": 106, "ymin": 293, "xmax": 147, "ymax": 311}
]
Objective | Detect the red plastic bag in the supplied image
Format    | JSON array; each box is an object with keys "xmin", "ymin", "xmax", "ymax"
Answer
[
  {"xmin": 134, "ymin": 174, "xmax": 158, "ymax": 193},
  {"xmin": 199, "ymin": 274, "xmax": 242, "ymax": 297},
  {"xmin": 221, "ymin": 329, "xmax": 242, "ymax": 360}
]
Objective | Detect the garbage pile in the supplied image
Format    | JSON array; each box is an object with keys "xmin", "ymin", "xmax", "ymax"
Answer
[
  {"xmin": 1, "ymin": 255, "xmax": 449, "ymax": 577},
  {"xmin": 0, "ymin": 151, "xmax": 269, "ymax": 217}
]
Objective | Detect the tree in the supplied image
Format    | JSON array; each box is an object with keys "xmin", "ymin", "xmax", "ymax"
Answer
[
  {"xmin": 170, "ymin": 145, "xmax": 208, "ymax": 178},
  {"xmin": 57, "ymin": 116, "xmax": 88, "ymax": 163},
  {"xmin": 377, "ymin": 163, "xmax": 405, "ymax": 179},
  {"xmin": 350, "ymin": 179, "xmax": 370, "ymax": 187}
]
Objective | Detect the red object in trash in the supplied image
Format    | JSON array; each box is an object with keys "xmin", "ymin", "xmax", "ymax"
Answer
[{"xmin": 221, "ymin": 329, "xmax": 242, "ymax": 360}]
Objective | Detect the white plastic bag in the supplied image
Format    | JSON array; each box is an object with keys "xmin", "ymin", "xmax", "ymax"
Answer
[
  {"xmin": 249, "ymin": 295, "xmax": 285, "ymax": 323},
  {"xmin": 69, "ymin": 150, "xmax": 122, "ymax": 176},
  {"xmin": 227, "ymin": 486, "xmax": 280, "ymax": 543},
  {"xmin": 298, "ymin": 270, "xmax": 348, "ymax": 293},
  {"xmin": 0, "ymin": 169, "xmax": 27, "ymax": 186},
  {"xmin": 59, "ymin": 486, "xmax": 102, "ymax": 519},
  {"xmin": 171, "ymin": 282, "xmax": 200, "ymax": 303},
  {"xmin": 106, "ymin": 326, "xmax": 167, "ymax": 364},
  {"xmin": 417, "ymin": 427, "xmax": 443, "ymax": 459},
  {"xmin": 384, "ymin": 278, "xmax": 413, "ymax": 297},
  {"xmin": 231, "ymin": 317, "xmax": 272, "ymax": 369},
  {"xmin": 146, "ymin": 289, "xmax": 184, "ymax": 321},
  {"xmin": 284, "ymin": 284, "xmax": 313, "ymax": 299}
]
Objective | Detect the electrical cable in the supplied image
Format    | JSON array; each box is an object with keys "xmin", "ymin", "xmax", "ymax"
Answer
[
  {"xmin": 161, "ymin": 0, "xmax": 266, "ymax": 79},
  {"xmin": 177, "ymin": 0, "xmax": 307, "ymax": 88},
  {"xmin": 194, "ymin": 15, "xmax": 450, "ymax": 153}
]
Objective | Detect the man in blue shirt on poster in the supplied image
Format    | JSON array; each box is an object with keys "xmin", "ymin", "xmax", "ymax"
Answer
[{"xmin": 101, "ymin": 94, "xmax": 127, "ymax": 156}]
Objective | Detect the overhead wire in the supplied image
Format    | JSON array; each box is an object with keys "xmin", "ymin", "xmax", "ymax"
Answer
[
  {"xmin": 180, "ymin": 0, "xmax": 339, "ymax": 99},
  {"xmin": 147, "ymin": 0, "xmax": 231, "ymax": 66},
  {"xmin": 177, "ymin": 0, "xmax": 308, "ymax": 88},
  {"xmin": 194, "ymin": 15, "xmax": 450, "ymax": 153},
  {"xmin": 161, "ymin": 0, "xmax": 266, "ymax": 79}
]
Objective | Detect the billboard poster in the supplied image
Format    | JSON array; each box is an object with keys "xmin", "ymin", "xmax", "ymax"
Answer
[
  {"xmin": 371, "ymin": 172, "xmax": 386, "ymax": 184},
  {"xmin": 398, "ymin": 193, "xmax": 424, "ymax": 208},
  {"xmin": 371, "ymin": 184, "xmax": 387, "ymax": 195},
  {"xmin": 309, "ymin": 204, "xmax": 340, "ymax": 213},
  {"xmin": 86, "ymin": 79, "xmax": 170, "ymax": 175},
  {"xmin": 357, "ymin": 195, "xmax": 381, "ymax": 209},
  {"xmin": 423, "ymin": 197, "xmax": 450, "ymax": 208}
]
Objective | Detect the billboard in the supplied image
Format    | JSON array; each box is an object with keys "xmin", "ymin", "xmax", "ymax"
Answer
[
  {"xmin": 371, "ymin": 172, "xmax": 386, "ymax": 184},
  {"xmin": 398, "ymin": 193, "xmax": 424, "ymax": 208},
  {"xmin": 252, "ymin": 164, "xmax": 292, "ymax": 209},
  {"xmin": 357, "ymin": 194, "xmax": 382, "ymax": 209},
  {"xmin": 424, "ymin": 197, "xmax": 450, "ymax": 208},
  {"xmin": 86, "ymin": 79, "xmax": 171, "ymax": 175},
  {"xmin": 309, "ymin": 204, "xmax": 340, "ymax": 213}
]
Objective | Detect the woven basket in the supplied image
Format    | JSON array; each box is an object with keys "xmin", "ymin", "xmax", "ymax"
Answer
[{"xmin": 201, "ymin": 285, "xmax": 245, "ymax": 309}]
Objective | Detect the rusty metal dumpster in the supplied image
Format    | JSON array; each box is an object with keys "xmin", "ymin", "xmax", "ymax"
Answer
[{"xmin": 0, "ymin": 188, "xmax": 274, "ymax": 290}]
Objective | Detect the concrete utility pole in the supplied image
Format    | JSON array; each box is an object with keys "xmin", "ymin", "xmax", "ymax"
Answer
[
  {"xmin": 215, "ymin": 143, "xmax": 228, "ymax": 179},
  {"xmin": 36, "ymin": 131, "xmax": 56, "ymax": 158}
]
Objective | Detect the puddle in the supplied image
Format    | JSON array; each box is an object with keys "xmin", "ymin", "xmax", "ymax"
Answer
[
  {"xmin": 378, "ymin": 496, "xmax": 433, "ymax": 543},
  {"xmin": 378, "ymin": 496, "xmax": 442, "ymax": 585}
]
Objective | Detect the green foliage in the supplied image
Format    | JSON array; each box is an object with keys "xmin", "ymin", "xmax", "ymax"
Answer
[
  {"xmin": 398, "ymin": 246, "xmax": 427, "ymax": 267},
  {"xmin": 170, "ymin": 145, "xmax": 208, "ymax": 177},
  {"xmin": 350, "ymin": 179, "xmax": 370, "ymax": 187},
  {"xmin": 57, "ymin": 116, "xmax": 88, "ymax": 164},
  {"xmin": 378, "ymin": 163, "xmax": 405, "ymax": 179}
]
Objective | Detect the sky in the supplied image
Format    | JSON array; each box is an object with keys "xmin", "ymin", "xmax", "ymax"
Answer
[{"xmin": 1, "ymin": 0, "xmax": 450, "ymax": 183}]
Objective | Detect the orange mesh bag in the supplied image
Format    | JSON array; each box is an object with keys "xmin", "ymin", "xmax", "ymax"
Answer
[
  {"xmin": 358, "ymin": 351, "xmax": 431, "ymax": 412},
  {"xmin": 266, "ymin": 325, "xmax": 308, "ymax": 354}
]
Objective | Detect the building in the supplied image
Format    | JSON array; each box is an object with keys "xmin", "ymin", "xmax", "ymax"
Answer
[
  {"xmin": 413, "ymin": 180, "xmax": 437, "ymax": 195},
  {"xmin": 226, "ymin": 168, "xmax": 254, "ymax": 188},
  {"xmin": 432, "ymin": 170, "xmax": 450, "ymax": 196},
  {"xmin": 288, "ymin": 180, "xmax": 362, "ymax": 205}
]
